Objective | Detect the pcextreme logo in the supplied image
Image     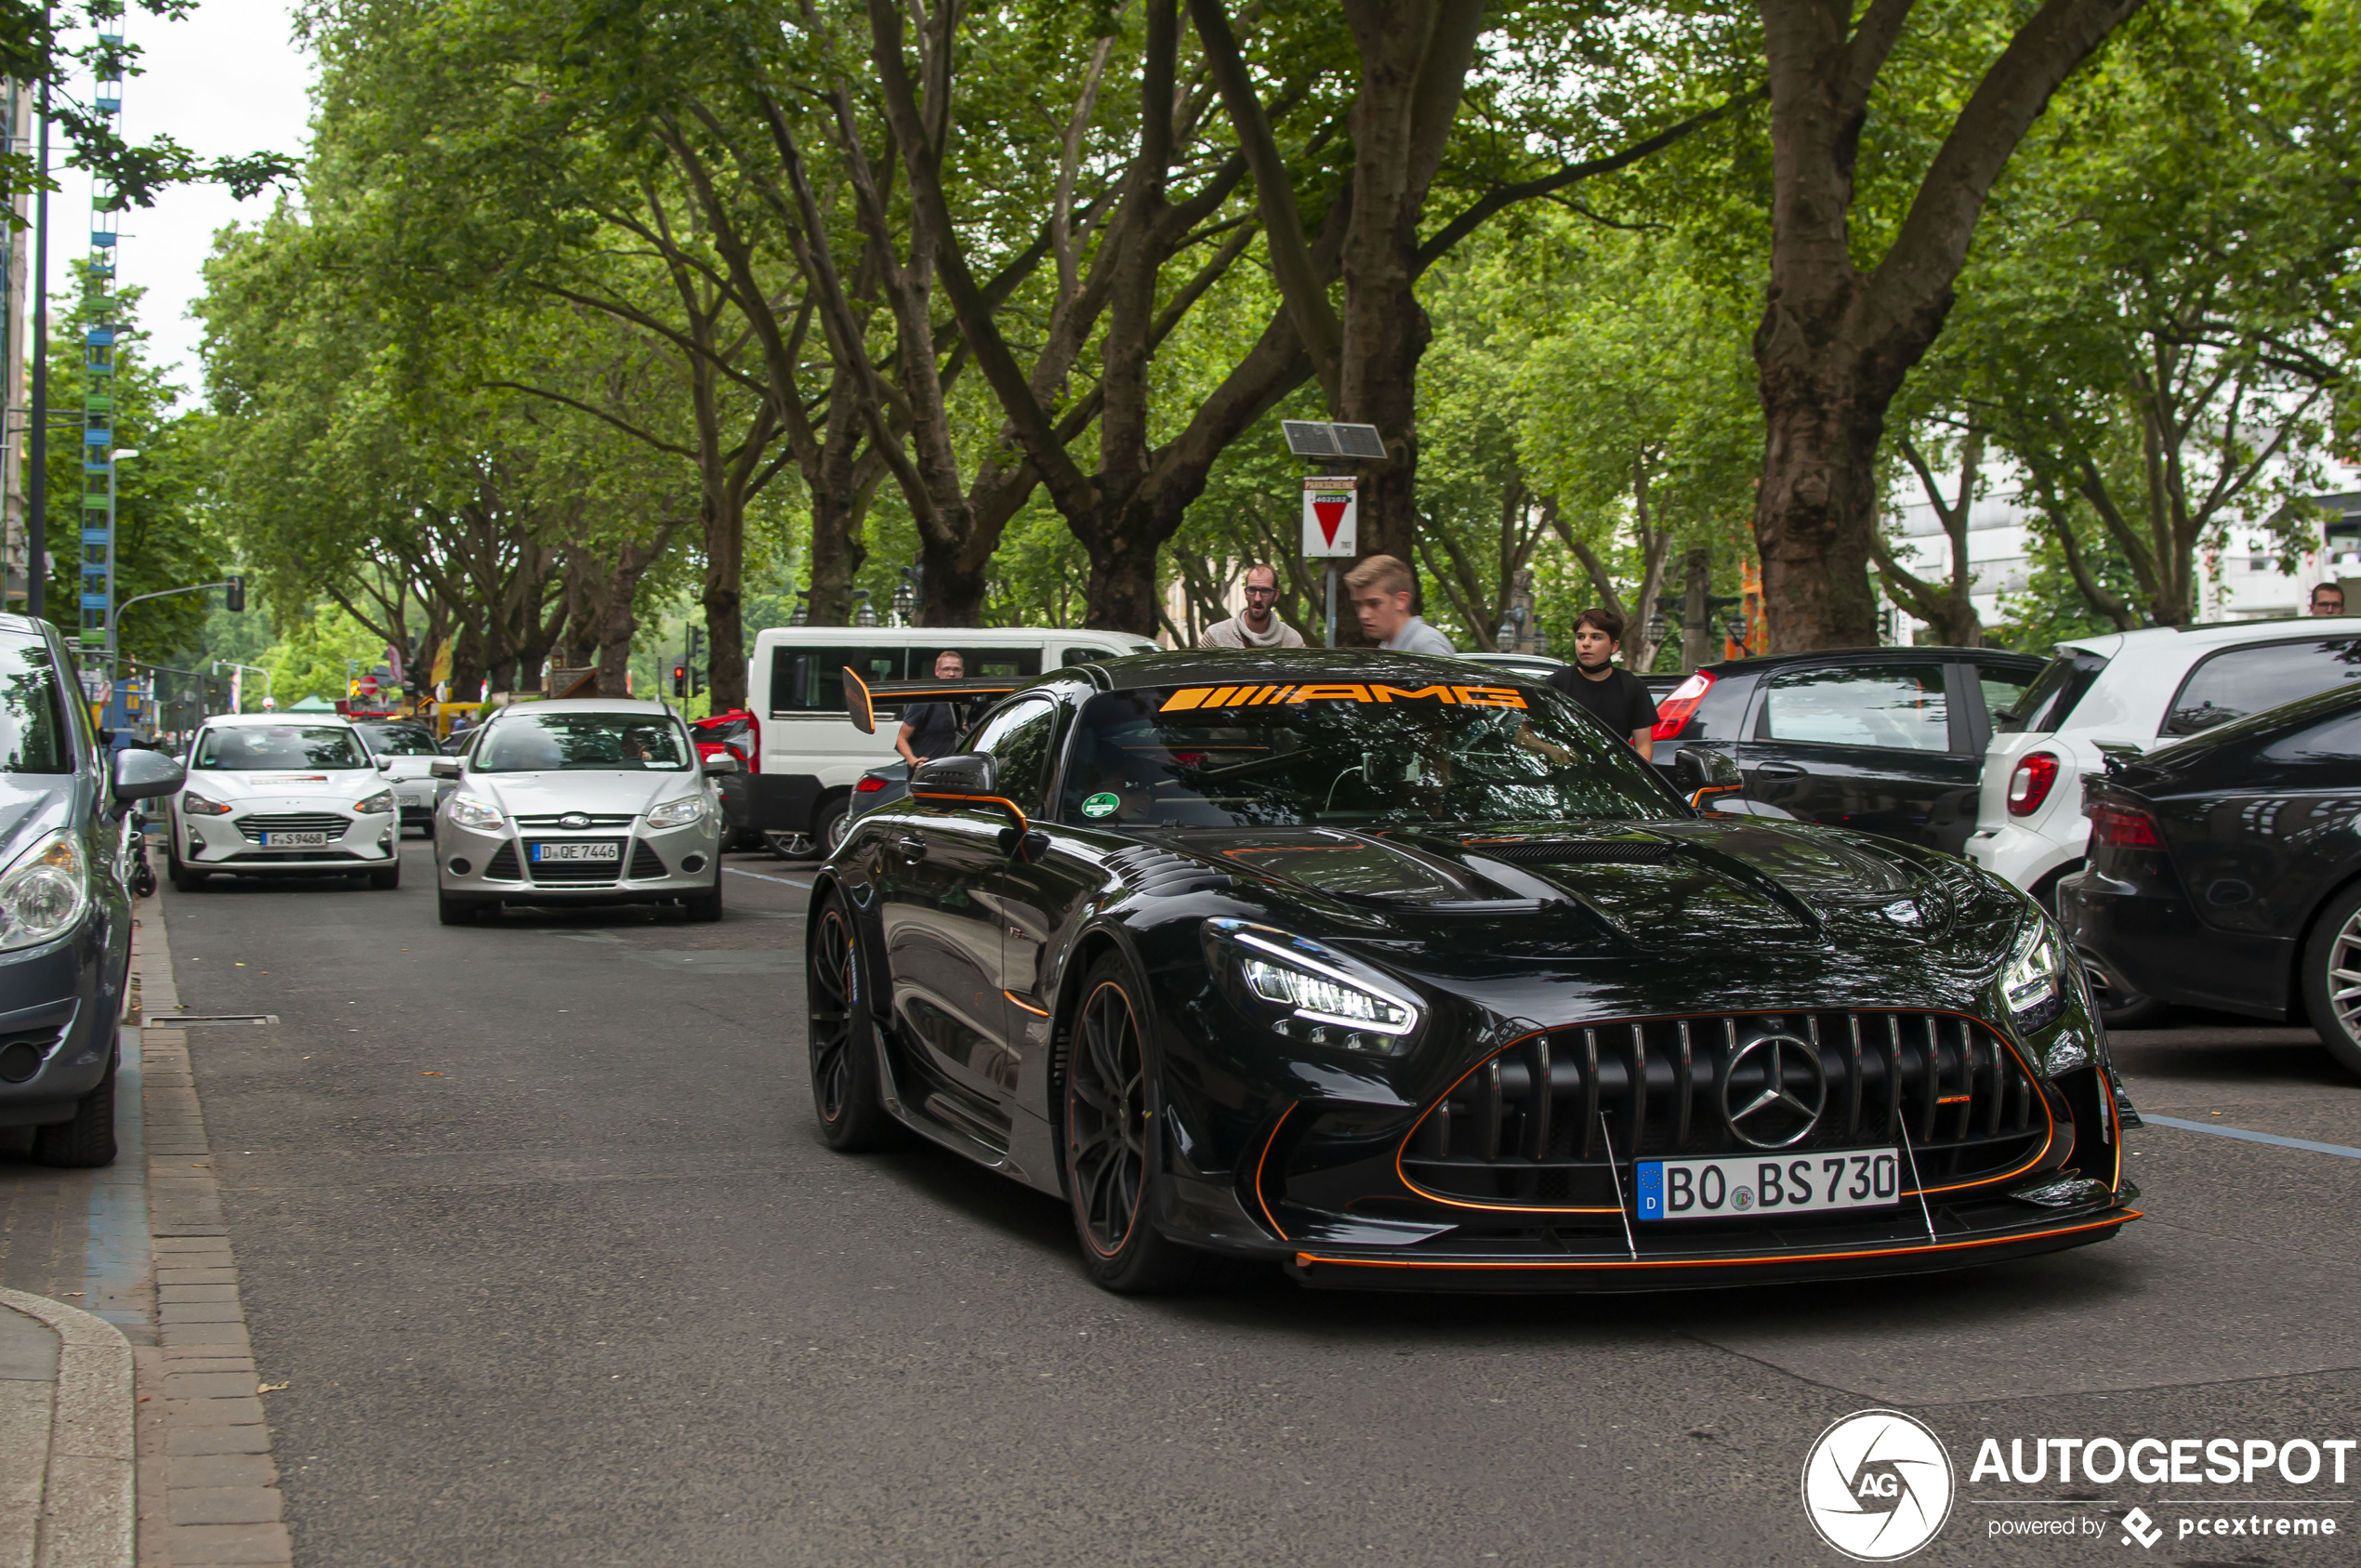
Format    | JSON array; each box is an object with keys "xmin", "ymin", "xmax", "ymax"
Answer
[{"xmin": 1801, "ymin": 1409, "xmax": 1957, "ymax": 1561}]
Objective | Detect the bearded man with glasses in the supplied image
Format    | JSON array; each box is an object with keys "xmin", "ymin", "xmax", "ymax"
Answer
[{"xmin": 1197, "ymin": 562, "xmax": 1306, "ymax": 649}]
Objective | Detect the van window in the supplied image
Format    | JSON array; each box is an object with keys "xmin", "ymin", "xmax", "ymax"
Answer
[
  {"xmin": 939, "ymin": 646, "xmax": 1043, "ymax": 681},
  {"xmin": 769, "ymin": 646, "xmax": 906, "ymax": 716},
  {"xmin": 1061, "ymin": 647, "xmax": 1118, "ymax": 666}
]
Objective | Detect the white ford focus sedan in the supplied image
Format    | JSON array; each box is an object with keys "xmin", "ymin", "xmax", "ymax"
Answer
[
  {"xmin": 430, "ymin": 699, "xmax": 730, "ymax": 926},
  {"xmin": 167, "ymin": 715, "xmax": 401, "ymax": 890}
]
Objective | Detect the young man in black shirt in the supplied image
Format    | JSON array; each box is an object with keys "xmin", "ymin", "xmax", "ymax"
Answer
[{"xmin": 1546, "ymin": 607, "xmax": 1659, "ymax": 760}]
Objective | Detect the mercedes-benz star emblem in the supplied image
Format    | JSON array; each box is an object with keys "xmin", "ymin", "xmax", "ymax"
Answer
[
  {"xmin": 1722, "ymin": 1034, "xmax": 1827, "ymax": 1149},
  {"xmin": 558, "ymin": 813, "xmax": 592, "ymax": 830}
]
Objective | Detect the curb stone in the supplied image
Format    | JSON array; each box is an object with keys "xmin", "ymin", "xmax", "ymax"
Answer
[
  {"xmin": 0, "ymin": 1287, "xmax": 136, "ymax": 1568},
  {"xmin": 132, "ymin": 898, "xmax": 293, "ymax": 1568}
]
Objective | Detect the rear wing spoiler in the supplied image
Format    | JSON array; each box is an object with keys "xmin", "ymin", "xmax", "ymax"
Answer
[{"xmin": 842, "ymin": 668, "xmax": 1026, "ymax": 735}]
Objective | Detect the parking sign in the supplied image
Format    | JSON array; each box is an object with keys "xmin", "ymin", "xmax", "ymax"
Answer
[{"xmin": 1301, "ymin": 477, "xmax": 1358, "ymax": 558}]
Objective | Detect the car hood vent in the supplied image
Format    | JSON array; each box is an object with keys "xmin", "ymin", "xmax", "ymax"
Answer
[
  {"xmin": 1102, "ymin": 844, "xmax": 1232, "ymax": 895},
  {"xmin": 1462, "ymin": 838, "xmax": 1675, "ymax": 865}
]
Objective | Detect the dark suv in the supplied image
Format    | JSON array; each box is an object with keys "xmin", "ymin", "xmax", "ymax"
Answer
[
  {"xmin": 1650, "ymin": 645, "xmax": 2045, "ymax": 852},
  {"xmin": 0, "ymin": 614, "xmax": 183, "ymax": 1165}
]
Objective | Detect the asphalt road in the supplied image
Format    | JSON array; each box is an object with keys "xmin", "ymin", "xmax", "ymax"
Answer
[{"xmin": 157, "ymin": 837, "xmax": 2361, "ymax": 1566}]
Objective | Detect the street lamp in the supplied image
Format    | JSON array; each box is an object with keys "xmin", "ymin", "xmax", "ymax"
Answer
[
  {"xmin": 892, "ymin": 566, "xmax": 918, "ymax": 626},
  {"xmin": 852, "ymin": 588, "xmax": 877, "ymax": 627}
]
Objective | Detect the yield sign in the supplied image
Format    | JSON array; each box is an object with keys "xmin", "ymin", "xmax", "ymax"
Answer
[{"xmin": 1300, "ymin": 476, "xmax": 1359, "ymax": 558}]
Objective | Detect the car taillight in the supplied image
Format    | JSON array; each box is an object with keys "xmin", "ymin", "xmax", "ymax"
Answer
[
  {"xmin": 2088, "ymin": 800, "xmax": 2160, "ymax": 848},
  {"xmin": 1651, "ymin": 671, "xmax": 1713, "ymax": 741},
  {"xmin": 2006, "ymin": 752, "xmax": 2059, "ymax": 816},
  {"xmin": 854, "ymin": 776, "xmax": 888, "ymax": 794}
]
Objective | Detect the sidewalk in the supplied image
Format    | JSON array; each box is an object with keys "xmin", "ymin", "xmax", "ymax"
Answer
[{"xmin": 0, "ymin": 1285, "xmax": 135, "ymax": 1568}]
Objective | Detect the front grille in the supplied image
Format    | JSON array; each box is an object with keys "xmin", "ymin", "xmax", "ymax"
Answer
[
  {"xmin": 234, "ymin": 811, "xmax": 349, "ymax": 841},
  {"xmin": 1398, "ymin": 1010, "xmax": 2046, "ymax": 1210},
  {"xmin": 524, "ymin": 838, "xmax": 626, "ymax": 884},
  {"xmin": 1460, "ymin": 838, "xmax": 1676, "ymax": 865},
  {"xmin": 482, "ymin": 843, "xmax": 521, "ymax": 880},
  {"xmin": 513, "ymin": 813, "xmax": 636, "ymax": 828},
  {"xmin": 629, "ymin": 842, "xmax": 666, "ymax": 879},
  {"xmin": 223, "ymin": 850, "xmax": 362, "ymax": 863}
]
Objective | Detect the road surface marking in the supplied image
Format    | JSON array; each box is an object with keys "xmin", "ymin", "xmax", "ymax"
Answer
[{"xmin": 2142, "ymin": 1113, "xmax": 2361, "ymax": 1160}]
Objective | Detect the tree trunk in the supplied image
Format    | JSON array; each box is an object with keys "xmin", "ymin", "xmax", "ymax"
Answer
[{"xmin": 1756, "ymin": 380, "xmax": 1888, "ymax": 650}]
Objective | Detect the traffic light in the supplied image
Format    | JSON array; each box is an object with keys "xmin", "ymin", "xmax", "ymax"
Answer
[
  {"xmin": 224, "ymin": 574, "xmax": 245, "ymax": 613},
  {"xmin": 671, "ymin": 664, "xmax": 687, "ymax": 697}
]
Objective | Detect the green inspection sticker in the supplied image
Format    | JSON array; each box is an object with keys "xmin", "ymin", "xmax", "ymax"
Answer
[{"xmin": 1081, "ymin": 791, "xmax": 1120, "ymax": 819}]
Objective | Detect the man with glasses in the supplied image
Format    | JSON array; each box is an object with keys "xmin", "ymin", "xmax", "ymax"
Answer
[
  {"xmin": 2312, "ymin": 581, "xmax": 2346, "ymax": 617},
  {"xmin": 896, "ymin": 650, "xmax": 973, "ymax": 766},
  {"xmin": 1198, "ymin": 563, "xmax": 1305, "ymax": 649}
]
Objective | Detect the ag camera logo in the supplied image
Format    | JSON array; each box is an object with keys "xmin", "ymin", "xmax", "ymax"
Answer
[{"xmin": 1801, "ymin": 1409, "xmax": 1955, "ymax": 1561}]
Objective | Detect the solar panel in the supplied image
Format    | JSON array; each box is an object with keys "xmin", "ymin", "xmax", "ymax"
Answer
[
  {"xmin": 1333, "ymin": 422, "xmax": 1387, "ymax": 458},
  {"xmin": 1282, "ymin": 420, "xmax": 1340, "ymax": 456}
]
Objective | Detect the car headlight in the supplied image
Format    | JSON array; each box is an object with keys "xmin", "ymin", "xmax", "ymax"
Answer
[
  {"xmin": 0, "ymin": 830, "xmax": 90, "ymax": 953},
  {"xmin": 354, "ymin": 790, "xmax": 395, "ymax": 816},
  {"xmin": 446, "ymin": 794, "xmax": 505, "ymax": 832},
  {"xmin": 2003, "ymin": 913, "xmax": 2068, "ymax": 1034},
  {"xmin": 180, "ymin": 791, "xmax": 231, "ymax": 816},
  {"xmin": 645, "ymin": 795, "xmax": 708, "ymax": 829},
  {"xmin": 1207, "ymin": 918, "xmax": 1421, "ymax": 1052}
]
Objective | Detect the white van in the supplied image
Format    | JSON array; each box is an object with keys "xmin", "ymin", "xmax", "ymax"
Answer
[{"xmin": 743, "ymin": 625, "xmax": 1158, "ymax": 853}]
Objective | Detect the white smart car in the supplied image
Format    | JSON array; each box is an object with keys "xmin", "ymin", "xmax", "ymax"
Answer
[
  {"xmin": 1969, "ymin": 617, "xmax": 2361, "ymax": 901},
  {"xmin": 167, "ymin": 714, "xmax": 401, "ymax": 890}
]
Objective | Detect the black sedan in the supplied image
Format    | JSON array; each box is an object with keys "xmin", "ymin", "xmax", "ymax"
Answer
[
  {"xmin": 0, "ymin": 613, "xmax": 184, "ymax": 1166},
  {"xmin": 1651, "ymin": 645, "xmax": 2043, "ymax": 851},
  {"xmin": 804, "ymin": 650, "xmax": 2140, "ymax": 1293},
  {"xmin": 2059, "ymin": 681, "xmax": 2361, "ymax": 1072}
]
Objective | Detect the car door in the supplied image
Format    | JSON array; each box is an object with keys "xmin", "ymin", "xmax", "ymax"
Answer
[
  {"xmin": 874, "ymin": 696, "xmax": 1060, "ymax": 1141},
  {"xmin": 1740, "ymin": 658, "xmax": 1982, "ymax": 850}
]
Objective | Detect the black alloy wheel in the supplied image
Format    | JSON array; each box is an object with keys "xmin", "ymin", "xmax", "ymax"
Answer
[
  {"xmin": 2300, "ymin": 883, "xmax": 2361, "ymax": 1079},
  {"xmin": 1062, "ymin": 953, "xmax": 1194, "ymax": 1293},
  {"xmin": 807, "ymin": 893, "xmax": 902, "ymax": 1150}
]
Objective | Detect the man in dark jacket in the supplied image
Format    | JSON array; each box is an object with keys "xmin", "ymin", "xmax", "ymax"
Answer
[{"xmin": 895, "ymin": 650, "xmax": 969, "ymax": 766}]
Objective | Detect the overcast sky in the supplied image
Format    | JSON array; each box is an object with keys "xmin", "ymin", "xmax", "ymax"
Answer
[{"xmin": 81, "ymin": 0, "xmax": 316, "ymax": 397}]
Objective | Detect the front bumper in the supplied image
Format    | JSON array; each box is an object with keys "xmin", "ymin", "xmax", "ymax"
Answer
[
  {"xmin": 436, "ymin": 818, "xmax": 720, "ymax": 901},
  {"xmin": 177, "ymin": 806, "xmax": 399, "ymax": 875},
  {"xmin": 0, "ymin": 922, "xmax": 120, "ymax": 1126}
]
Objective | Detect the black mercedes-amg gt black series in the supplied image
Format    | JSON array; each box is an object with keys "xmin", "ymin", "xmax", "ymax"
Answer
[{"xmin": 803, "ymin": 650, "xmax": 2141, "ymax": 1293}]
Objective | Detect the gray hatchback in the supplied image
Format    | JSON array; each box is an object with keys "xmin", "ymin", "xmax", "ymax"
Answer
[{"xmin": 0, "ymin": 614, "xmax": 183, "ymax": 1165}]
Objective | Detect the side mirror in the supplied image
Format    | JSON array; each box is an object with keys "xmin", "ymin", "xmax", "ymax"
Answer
[
  {"xmin": 700, "ymin": 754, "xmax": 740, "ymax": 776},
  {"xmin": 429, "ymin": 759, "xmax": 462, "ymax": 780},
  {"xmin": 111, "ymin": 747, "xmax": 185, "ymax": 804},
  {"xmin": 374, "ymin": 755, "xmax": 393, "ymax": 771},
  {"xmin": 910, "ymin": 752, "xmax": 996, "ymax": 797},
  {"xmin": 1673, "ymin": 746, "xmax": 1745, "ymax": 809}
]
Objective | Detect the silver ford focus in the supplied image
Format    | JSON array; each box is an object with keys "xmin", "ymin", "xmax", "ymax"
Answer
[{"xmin": 430, "ymin": 699, "xmax": 732, "ymax": 926}]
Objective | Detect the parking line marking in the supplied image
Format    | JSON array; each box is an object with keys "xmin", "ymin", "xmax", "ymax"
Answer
[
  {"xmin": 2141, "ymin": 1113, "xmax": 2361, "ymax": 1160},
  {"xmin": 726, "ymin": 867, "xmax": 811, "ymax": 889}
]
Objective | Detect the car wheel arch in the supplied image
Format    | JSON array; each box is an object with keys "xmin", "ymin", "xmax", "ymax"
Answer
[{"xmin": 2288, "ymin": 864, "xmax": 2361, "ymax": 1027}]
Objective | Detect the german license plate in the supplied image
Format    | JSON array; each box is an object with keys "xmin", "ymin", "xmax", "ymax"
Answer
[
  {"xmin": 531, "ymin": 841, "xmax": 620, "ymax": 863},
  {"xmin": 1635, "ymin": 1148, "xmax": 1902, "ymax": 1220},
  {"xmin": 258, "ymin": 831, "xmax": 331, "ymax": 848}
]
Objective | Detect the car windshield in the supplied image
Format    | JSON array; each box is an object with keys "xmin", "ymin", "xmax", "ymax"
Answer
[
  {"xmin": 359, "ymin": 725, "xmax": 441, "ymax": 757},
  {"xmin": 193, "ymin": 725, "xmax": 369, "ymax": 771},
  {"xmin": 473, "ymin": 712, "xmax": 692, "ymax": 771},
  {"xmin": 1058, "ymin": 679, "xmax": 1683, "ymax": 828},
  {"xmin": 0, "ymin": 636, "xmax": 72, "ymax": 774}
]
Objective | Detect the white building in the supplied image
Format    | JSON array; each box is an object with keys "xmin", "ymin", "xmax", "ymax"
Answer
[{"xmin": 1885, "ymin": 455, "xmax": 2361, "ymax": 640}]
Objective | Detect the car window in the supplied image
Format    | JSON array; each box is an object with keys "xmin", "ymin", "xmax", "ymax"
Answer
[
  {"xmin": 1057, "ymin": 680, "xmax": 1682, "ymax": 828},
  {"xmin": 946, "ymin": 647, "xmax": 1045, "ymax": 681},
  {"xmin": 359, "ymin": 726, "xmax": 441, "ymax": 757},
  {"xmin": 193, "ymin": 725, "xmax": 369, "ymax": 771},
  {"xmin": 2263, "ymin": 708, "xmax": 2361, "ymax": 760},
  {"xmin": 2164, "ymin": 637, "xmax": 2361, "ymax": 736},
  {"xmin": 968, "ymin": 698, "xmax": 1061, "ymax": 812},
  {"xmin": 1998, "ymin": 650, "xmax": 2109, "ymax": 733},
  {"xmin": 1060, "ymin": 647, "xmax": 1118, "ymax": 666},
  {"xmin": 1976, "ymin": 669, "xmax": 2036, "ymax": 729},
  {"xmin": 1761, "ymin": 665, "xmax": 1950, "ymax": 752},
  {"xmin": 473, "ymin": 712, "xmax": 692, "ymax": 771},
  {"xmin": 768, "ymin": 646, "xmax": 905, "ymax": 716},
  {"xmin": 0, "ymin": 636, "xmax": 72, "ymax": 774}
]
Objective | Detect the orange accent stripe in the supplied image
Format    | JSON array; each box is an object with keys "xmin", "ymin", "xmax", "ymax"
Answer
[
  {"xmin": 1161, "ymin": 687, "xmax": 1210, "ymax": 712},
  {"xmin": 909, "ymin": 789, "xmax": 1029, "ymax": 833},
  {"xmin": 1003, "ymin": 990, "xmax": 1049, "ymax": 1017},
  {"xmin": 1253, "ymin": 1105, "xmax": 1297, "ymax": 1241},
  {"xmin": 1292, "ymin": 1211, "xmax": 2141, "ymax": 1273}
]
